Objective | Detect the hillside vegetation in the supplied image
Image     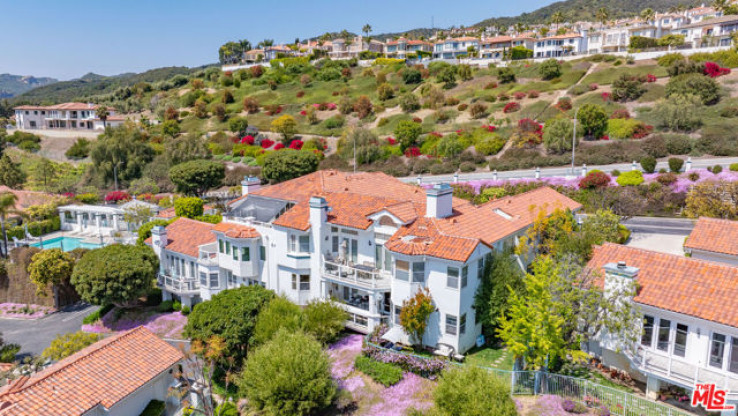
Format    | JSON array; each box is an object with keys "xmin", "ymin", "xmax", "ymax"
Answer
[{"xmin": 0, "ymin": 74, "xmax": 57, "ymax": 98}]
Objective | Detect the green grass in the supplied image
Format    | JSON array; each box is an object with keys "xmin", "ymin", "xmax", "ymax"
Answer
[
  {"xmin": 354, "ymin": 355, "xmax": 404, "ymax": 386},
  {"xmin": 464, "ymin": 346, "xmax": 514, "ymax": 371},
  {"xmin": 581, "ymin": 64, "xmax": 668, "ymax": 85},
  {"xmin": 572, "ymin": 91, "xmax": 626, "ymax": 116},
  {"xmin": 637, "ymin": 83, "xmax": 666, "ymax": 103}
]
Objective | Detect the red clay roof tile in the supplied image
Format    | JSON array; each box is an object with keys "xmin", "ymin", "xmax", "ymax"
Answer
[{"xmin": 684, "ymin": 217, "xmax": 738, "ymax": 257}]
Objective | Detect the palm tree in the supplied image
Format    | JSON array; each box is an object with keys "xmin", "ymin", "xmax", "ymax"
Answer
[
  {"xmin": 96, "ymin": 105, "xmax": 109, "ymax": 129},
  {"xmin": 540, "ymin": 27, "xmax": 550, "ymax": 37},
  {"xmin": 0, "ymin": 192, "xmax": 21, "ymax": 258},
  {"xmin": 551, "ymin": 11, "xmax": 565, "ymax": 31},
  {"xmin": 596, "ymin": 7, "xmax": 610, "ymax": 30},
  {"xmin": 362, "ymin": 24, "xmax": 372, "ymax": 37},
  {"xmin": 640, "ymin": 8, "xmax": 655, "ymax": 24},
  {"xmin": 515, "ymin": 22, "xmax": 525, "ymax": 35}
]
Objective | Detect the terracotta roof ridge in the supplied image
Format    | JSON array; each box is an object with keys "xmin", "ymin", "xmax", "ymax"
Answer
[
  {"xmin": 598, "ymin": 242, "xmax": 738, "ymax": 270},
  {"xmin": 9, "ymin": 327, "xmax": 150, "ymax": 394},
  {"xmin": 428, "ymin": 217, "xmax": 481, "ymax": 243}
]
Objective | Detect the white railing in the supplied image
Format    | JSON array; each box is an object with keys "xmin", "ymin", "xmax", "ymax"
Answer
[
  {"xmin": 223, "ymin": 215, "xmax": 272, "ymax": 229},
  {"xmin": 158, "ymin": 273, "xmax": 200, "ymax": 294},
  {"xmin": 322, "ymin": 258, "xmax": 391, "ymax": 289},
  {"xmin": 631, "ymin": 347, "xmax": 738, "ymax": 399}
]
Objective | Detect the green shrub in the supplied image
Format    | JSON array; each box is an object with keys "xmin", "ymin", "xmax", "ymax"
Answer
[
  {"xmin": 607, "ymin": 118, "xmax": 645, "ymax": 139},
  {"xmin": 354, "ymin": 355, "xmax": 404, "ymax": 386},
  {"xmin": 322, "ymin": 116, "xmax": 345, "ymax": 129},
  {"xmin": 666, "ymin": 73, "xmax": 720, "ymax": 105},
  {"xmin": 172, "ymin": 300, "xmax": 181, "ymax": 311},
  {"xmin": 568, "ymin": 84, "xmax": 589, "ymax": 96},
  {"xmin": 730, "ymin": 163, "xmax": 738, "ymax": 172},
  {"xmin": 475, "ymin": 135, "xmax": 506, "ymax": 155},
  {"xmin": 139, "ymin": 400, "xmax": 166, "ymax": 416},
  {"xmin": 157, "ymin": 300, "xmax": 174, "ymax": 313},
  {"xmin": 213, "ymin": 402, "xmax": 238, "ymax": 416},
  {"xmin": 654, "ymin": 94, "xmax": 703, "ymax": 132},
  {"xmin": 82, "ymin": 304, "xmax": 114, "ymax": 324},
  {"xmin": 611, "ymin": 74, "xmax": 646, "ymax": 102},
  {"xmin": 539, "ymin": 59, "xmax": 562, "ymax": 80},
  {"xmin": 497, "ymin": 67, "xmax": 515, "ymax": 84},
  {"xmin": 65, "ymin": 138, "xmax": 91, "ymax": 159},
  {"xmin": 640, "ymin": 156, "xmax": 656, "ymax": 173},
  {"xmin": 657, "ymin": 53, "xmax": 685, "ymax": 67},
  {"xmin": 180, "ymin": 305, "xmax": 190, "ymax": 315},
  {"xmin": 432, "ymin": 366, "xmax": 518, "ymax": 416},
  {"xmin": 616, "ymin": 170, "xmax": 644, "ymax": 186},
  {"xmin": 665, "ymin": 134, "xmax": 694, "ymax": 155},
  {"xmin": 668, "ymin": 157, "xmax": 684, "ymax": 173},
  {"xmin": 667, "ymin": 59, "xmax": 705, "ymax": 77}
]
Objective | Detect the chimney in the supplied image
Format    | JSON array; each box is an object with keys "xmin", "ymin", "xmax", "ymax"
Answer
[
  {"xmin": 426, "ymin": 183, "xmax": 453, "ymax": 218},
  {"xmin": 151, "ymin": 225, "xmax": 168, "ymax": 273},
  {"xmin": 241, "ymin": 176, "xmax": 261, "ymax": 196},
  {"xmin": 309, "ymin": 196, "xmax": 329, "ymax": 226},
  {"xmin": 603, "ymin": 261, "xmax": 639, "ymax": 296}
]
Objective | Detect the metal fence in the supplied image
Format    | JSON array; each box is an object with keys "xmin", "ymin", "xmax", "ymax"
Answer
[{"xmin": 366, "ymin": 339, "xmax": 694, "ymax": 416}]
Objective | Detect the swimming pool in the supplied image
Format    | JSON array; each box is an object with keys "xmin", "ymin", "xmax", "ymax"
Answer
[{"xmin": 30, "ymin": 237, "xmax": 103, "ymax": 252}]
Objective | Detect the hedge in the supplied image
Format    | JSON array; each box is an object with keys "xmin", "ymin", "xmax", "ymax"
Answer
[
  {"xmin": 6, "ymin": 217, "xmax": 61, "ymax": 240},
  {"xmin": 82, "ymin": 304, "xmax": 114, "ymax": 325},
  {"xmin": 354, "ymin": 355, "xmax": 404, "ymax": 386},
  {"xmin": 615, "ymin": 171, "xmax": 644, "ymax": 186}
]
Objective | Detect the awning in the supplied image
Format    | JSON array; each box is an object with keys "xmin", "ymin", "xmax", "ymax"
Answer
[{"xmin": 381, "ymin": 325, "xmax": 411, "ymax": 345}]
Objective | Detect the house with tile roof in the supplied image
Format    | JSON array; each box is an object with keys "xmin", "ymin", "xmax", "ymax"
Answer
[
  {"xmin": 384, "ymin": 38, "xmax": 433, "ymax": 60},
  {"xmin": 587, "ymin": 243, "xmax": 738, "ymax": 406},
  {"xmin": 0, "ymin": 327, "xmax": 184, "ymax": 416},
  {"xmin": 433, "ymin": 37, "xmax": 480, "ymax": 59},
  {"xmin": 675, "ymin": 14, "xmax": 738, "ymax": 47},
  {"xmin": 533, "ymin": 32, "xmax": 588, "ymax": 58},
  {"xmin": 13, "ymin": 103, "xmax": 127, "ymax": 131},
  {"xmin": 149, "ymin": 170, "xmax": 580, "ymax": 355},
  {"xmin": 684, "ymin": 217, "xmax": 738, "ymax": 267}
]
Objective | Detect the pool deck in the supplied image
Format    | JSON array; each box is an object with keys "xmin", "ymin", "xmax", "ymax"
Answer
[{"xmin": 18, "ymin": 229, "xmax": 135, "ymax": 249}]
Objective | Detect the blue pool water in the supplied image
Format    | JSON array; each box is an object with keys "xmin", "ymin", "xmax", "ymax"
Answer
[{"xmin": 31, "ymin": 237, "xmax": 103, "ymax": 251}]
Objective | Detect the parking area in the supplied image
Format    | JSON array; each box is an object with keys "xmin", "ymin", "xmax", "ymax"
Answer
[{"xmin": 623, "ymin": 217, "xmax": 695, "ymax": 256}]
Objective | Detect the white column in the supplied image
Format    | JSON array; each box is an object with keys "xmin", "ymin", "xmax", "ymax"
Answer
[
  {"xmin": 686, "ymin": 157, "xmax": 692, "ymax": 172},
  {"xmin": 113, "ymin": 215, "xmax": 119, "ymax": 231},
  {"xmin": 95, "ymin": 214, "xmax": 101, "ymax": 233},
  {"xmin": 76, "ymin": 212, "xmax": 82, "ymax": 232},
  {"xmin": 645, "ymin": 375, "xmax": 661, "ymax": 400},
  {"xmin": 632, "ymin": 161, "xmax": 638, "ymax": 171}
]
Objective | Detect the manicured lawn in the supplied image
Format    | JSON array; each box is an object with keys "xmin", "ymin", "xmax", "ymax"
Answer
[
  {"xmin": 464, "ymin": 346, "xmax": 514, "ymax": 371},
  {"xmin": 581, "ymin": 64, "xmax": 668, "ymax": 85}
]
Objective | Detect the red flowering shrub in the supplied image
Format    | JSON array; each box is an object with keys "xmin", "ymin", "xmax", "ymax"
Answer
[
  {"xmin": 428, "ymin": 131, "xmax": 442, "ymax": 138},
  {"xmin": 387, "ymin": 137, "xmax": 397, "ymax": 145},
  {"xmin": 105, "ymin": 191, "xmax": 131, "ymax": 203},
  {"xmin": 503, "ymin": 102, "xmax": 521, "ymax": 113},
  {"xmin": 556, "ymin": 97, "xmax": 572, "ymax": 111},
  {"xmin": 481, "ymin": 125, "xmax": 496, "ymax": 132},
  {"xmin": 601, "ymin": 135, "xmax": 610, "ymax": 141},
  {"xmin": 274, "ymin": 143, "xmax": 285, "ymax": 150},
  {"xmin": 579, "ymin": 171, "xmax": 611, "ymax": 189},
  {"xmin": 261, "ymin": 138, "xmax": 274, "ymax": 148},
  {"xmin": 646, "ymin": 74, "xmax": 657, "ymax": 83},
  {"xmin": 589, "ymin": 83, "xmax": 599, "ymax": 91},
  {"xmin": 528, "ymin": 90, "xmax": 540, "ymax": 98},
  {"xmin": 404, "ymin": 147, "xmax": 421, "ymax": 157},
  {"xmin": 484, "ymin": 82, "xmax": 498, "ymax": 89},
  {"xmin": 264, "ymin": 105, "xmax": 282, "ymax": 116},
  {"xmin": 704, "ymin": 61, "xmax": 731, "ymax": 78},
  {"xmin": 518, "ymin": 118, "xmax": 543, "ymax": 136},
  {"xmin": 62, "ymin": 192, "xmax": 75, "ymax": 199},
  {"xmin": 413, "ymin": 117, "xmax": 422, "ymax": 123},
  {"xmin": 632, "ymin": 124, "xmax": 653, "ymax": 139},
  {"xmin": 610, "ymin": 109, "xmax": 630, "ymax": 119},
  {"xmin": 299, "ymin": 110, "xmax": 307, "ymax": 116},
  {"xmin": 601, "ymin": 92, "xmax": 611, "ymax": 102},
  {"xmin": 288, "ymin": 140, "xmax": 303, "ymax": 150},
  {"xmin": 513, "ymin": 92, "xmax": 527, "ymax": 100},
  {"xmin": 296, "ymin": 91, "xmax": 305, "ymax": 98},
  {"xmin": 241, "ymin": 135, "xmax": 255, "ymax": 145}
]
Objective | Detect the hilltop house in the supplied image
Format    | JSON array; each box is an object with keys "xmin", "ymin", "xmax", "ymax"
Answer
[
  {"xmin": 329, "ymin": 36, "xmax": 384, "ymax": 59},
  {"xmin": 0, "ymin": 327, "xmax": 184, "ymax": 416},
  {"xmin": 587, "ymin": 243, "xmax": 738, "ymax": 410},
  {"xmin": 148, "ymin": 170, "xmax": 580, "ymax": 355},
  {"xmin": 676, "ymin": 14, "xmax": 738, "ymax": 47},
  {"xmin": 533, "ymin": 32, "xmax": 587, "ymax": 58},
  {"xmin": 433, "ymin": 37, "xmax": 480, "ymax": 59},
  {"xmin": 13, "ymin": 103, "xmax": 126, "ymax": 131},
  {"xmin": 684, "ymin": 217, "xmax": 738, "ymax": 267},
  {"xmin": 58, "ymin": 199, "xmax": 161, "ymax": 236},
  {"xmin": 385, "ymin": 38, "xmax": 433, "ymax": 59}
]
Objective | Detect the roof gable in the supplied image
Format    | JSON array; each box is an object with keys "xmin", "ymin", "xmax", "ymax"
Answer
[{"xmin": 685, "ymin": 217, "xmax": 738, "ymax": 257}]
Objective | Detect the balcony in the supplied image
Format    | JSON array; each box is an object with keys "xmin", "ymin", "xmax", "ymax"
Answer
[
  {"xmin": 157, "ymin": 273, "xmax": 200, "ymax": 295},
  {"xmin": 335, "ymin": 301, "xmax": 389, "ymax": 334},
  {"xmin": 198, "ymin": 243, "xmax": 218, "ymax": 266},
  {"xmin": 322, "ymin": 258, "xmax": 391, "ymax": 290},
  {"xmin": 630, "ymin": 347, "xmax": 738, "ymax": 399}
]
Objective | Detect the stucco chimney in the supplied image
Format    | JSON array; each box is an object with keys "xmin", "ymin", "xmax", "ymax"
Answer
[
  {"xmin": 241, "ymin": 176, "xmax": 261, "ymax": 196},
  {"xmin": 151, "ymin": 225, "xmax": 168, "ymax": 273},
  {"xmin": 426, "ymin": 183, "xmax": 453, "ymax": 219},
  {"xmin": 603, "ymin": 261, "xmax": 639, "ymax": 296}
]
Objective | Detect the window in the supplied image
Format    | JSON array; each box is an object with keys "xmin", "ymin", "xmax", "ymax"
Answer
[
  {"xmin": 299, "ymin": 235, "xmax": 310, "ymax": 252},
  {"xmin": 394, "ymin": 305, "xmax": 402, "ymax": 325},
  {"xmin": 226, "ymin": 270, "xmax": 236, "ymax": 285},
  {"xmin": 332, "ymin": 235, "xmax": 339, "ymax": 253},
  {"xmin": 200, "ymin": 272, "xmax": 207, "ymax": 286},
  {"xmin": 674, "ymin": 324, "xmax": 688, "ymax": 357},
  {"xmin": 641, "ymin": 315, "xmax": 654, "ymax": 347},
  {"xmin": 657, "ymin": 319, "xmax": 671, "ymax": 351},
  {"xmin": 292, "ymin": 274, "xmax": 310, "ymax": 290},
  {"xmin": 711, "ymin": 333, "xmax": 726, "ymax": 368},
  {"xmin": 396, "ymin": 260, "xmax": 409, "ymax": 281},
  {"xmin": 225, "ymin": 241, "xmax": 231, "ymax": 255},
  {"xmin": 259, "ymin": 245, "xmax": 265, "ymax": 261},
  {"xmin": 232, "ymin": 245, "xmax": 239, "ymax": 261},
  {"xmin": 209, "ymin": 273, "xmax": 219, "ymax": 288},
  {"xmin": 446, "ymin": 314, "xmax": 458, "ymax": 335},
  {"xmin": 241, "ymin": 247, "xmax": 250, "ymax": 261},
  {"xmin": 477, "ymin": 258, "xmax": 485, "ymax": 280},
  {"xmin": 730, "ymin": 338, "xmax": 738, "ymax": 374},
  {"xmin": 447, "ymin": 267, "xmax": 459, "ymax": 289},
  {"xmin": 461, "ymin": 266, "xmax": 468, "ymax": 288},
  {"xmin": 189, "ymin": 261, "xmax": 195, "ymax": 278},
  {"xmin": 412, "ymin": 262, "xmax": 425, "ymax": 283},
  {"xmin": 289, "ymin": 235, "xmax": 297, "ymax": 252},
  {"xmin": 460, "ymin": 313, "xmax": 467, "ymax": 335}
]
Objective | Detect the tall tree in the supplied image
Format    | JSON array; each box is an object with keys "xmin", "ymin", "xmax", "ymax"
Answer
[
  {"xmin": 640, "ymin": 8, "xmax": 655, "ymax": 23},
  {"xmin": 596, "ymin": 7, "xmax": 610, "ymax": 30},
  {"xmin": 0, "ymin": 192, "xmax": 21, "ymax": 258},
  {"xmin": 362, "ymin": 24, "xmax": 372, "ymax": 37},
  {"xmin": 713, "ymin": 0, "xmax": 729, "ymax": 12},
  {"xmin": 0, "ymin": 155, "xmax": 25, "ymax": 189},
  {"xmin": 168, "ymin": 159, "xmax": 225, "ymax": 196},
  {"xmin": 95, "ymin": 105, "xmax": 109, "ymax": 130},
  {"xmin": 28, "ymin": 248, "xmax": 75, "ymax": 300},
  {"xmin": 551, "ymin": 11, "xmax": 564, "ymax": 31},
  {"xmin": 399, "ymin": 288, "xmax": 435, "ymax": 346}
]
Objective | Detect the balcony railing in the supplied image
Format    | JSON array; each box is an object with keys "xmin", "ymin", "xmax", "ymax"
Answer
[
  {"xmin": 322, "ymin": 258, "xmax": 391, "ymax": 289},
  {"xmin": 630, "ymin": 347, "xmax": 738, "ymax": 399},
  {"xmin": 157, "ymin": 273, "xmax": 200, "ymax": 294}
]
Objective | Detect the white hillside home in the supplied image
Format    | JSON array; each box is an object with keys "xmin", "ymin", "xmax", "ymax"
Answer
[
  {"xmin": 58, "ymin": 199, "xmax": 161, "ymax": 236},
  {"xmin": 14, "ymin": 102, "xmax": 127, "ymax": 131},
  {"xmin": 148, "ymin": 171, "xmax": 580, "ymax": 355},
  {"xmin": 587, "ymin": 243, "xmax": 738, "ymax": 414}
]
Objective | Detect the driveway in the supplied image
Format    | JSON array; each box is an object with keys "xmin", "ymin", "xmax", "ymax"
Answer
[
  {"xmin": 623, "ymin": 217, "xmax": 695, "ymax": 256},
  {"xmin": 0, "ymin": 303, "xmax": 97, "ymax": 359}
]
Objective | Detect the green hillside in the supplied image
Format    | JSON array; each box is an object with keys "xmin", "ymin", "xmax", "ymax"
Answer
[{"xmin": 0, "ymin": 74, "xmax": 57, "ymax": 98}]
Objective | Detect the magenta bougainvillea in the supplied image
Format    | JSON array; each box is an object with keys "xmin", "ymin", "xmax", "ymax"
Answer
[
  {"xmin": 260, "ymin": 138, "xmax": 274, "ymax": 149},
  {"xmin": 241, "ymin": 135, "xmax": 255, "ymax": 145},
  {"xmin": 273, "ymin": 143, "xmax": 285, "ymax": 150},
  {"xmin": 704, "ymin": 62, "xmax": 731, "ymax": 78},
  {"xmin": 288, "ymin": 140, "xmax": 303, "ymax": 150},
  {"xmin": 105, "ymin": 191, "xmax": 131, "ymax": 203},
  {"xmin": 404, "ymin": 147, "xmax": 421, "ymax": 157},
  {"xmin": 503, "ymin": 102, "xmax": 521, "ymax": 113}
]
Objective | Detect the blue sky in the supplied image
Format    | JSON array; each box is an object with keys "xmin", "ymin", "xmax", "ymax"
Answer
[{"xmin": 1, "ymin": 0, "xmax": 551, "ymax": 80}]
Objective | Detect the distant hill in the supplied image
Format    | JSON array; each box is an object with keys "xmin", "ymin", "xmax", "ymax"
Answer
[
  {"xmin": 12, "ymin": 66, "xmax": 212, "ymax": 105},
  {"xmin": 0, "ymin": 74, "xmax": 57, "ymax": 98},
  {"xmin": 473, "ymin": 0, "xmax": 689, "ymax": 28}
]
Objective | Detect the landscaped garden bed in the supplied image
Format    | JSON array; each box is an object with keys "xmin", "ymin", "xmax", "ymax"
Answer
[
  {"xmin": 81, "ymin": 306, "xmax": 187, "ymax": 339},
  {"xmin": 0, "ymin": 303, "xmax": 54, "ymax": 320}
]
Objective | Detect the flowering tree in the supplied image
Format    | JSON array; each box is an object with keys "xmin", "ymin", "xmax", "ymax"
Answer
[{"xmin": 400, "ymin": 288, "xmax": 435, "ymax": 346}]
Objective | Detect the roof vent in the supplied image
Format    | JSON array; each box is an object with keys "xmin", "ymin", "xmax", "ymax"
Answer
[{"xmin": 617, "ymin": 261, "xmax": 627, "ymax": 269}]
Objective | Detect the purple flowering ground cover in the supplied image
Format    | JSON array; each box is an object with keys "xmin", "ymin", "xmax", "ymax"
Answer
[
  {"xmin": 0, "ymin": 303, "xmax": 54, "ymax": 320},
  {"xmin": 329, "ymin": 334, "xmax": 435, "ymax": 416},
  {"xmin": 82, "ymin": 307, "xmax": 187, "ymax": 339}
]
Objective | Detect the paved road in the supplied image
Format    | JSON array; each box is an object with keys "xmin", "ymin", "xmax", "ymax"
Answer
[
  {"xmin": 0, "ymin": 303, "xmax": 97, "ymax": 359},
  {"xmin": 622, "ymin": 216, "xmax": 695, "ymax": 236},
  {"xmin": 401, "ymin": 157, "xmax": 738, "ymax": 184}
]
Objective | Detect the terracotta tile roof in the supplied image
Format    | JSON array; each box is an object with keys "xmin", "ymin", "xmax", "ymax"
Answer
[
  {"xmin": 0, "ymin": 186, "xmax": 58, "ymax": 211},
  {"xmin": 145, "ymin": 217, "xmax": 216, "ymax": 258},
  {"xmin": 587, "ymin": 243, "xmax": 738, "ymax": 329},
  {"xmin": 481, "ymin": 36, "xmax": 513, "ymax": 45},
  {"xmin": 212, "ymin": 221, "xmax": 260, "ymax": 239},
  {"xmin": 684, "ymin": 217, "xmax": 738, "ymax": 257},
  {"xmin": 0, "ymin": 327, "xmax": 182, "ymax": 416},
  {"xmin": 13, "ymin": 103, "xmax": 113, "ymax": 112}
]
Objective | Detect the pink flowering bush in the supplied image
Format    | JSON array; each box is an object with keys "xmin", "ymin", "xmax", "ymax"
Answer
[
  {"xmin": 241, "ymin": 135, "xmax": 255, "ymax": 145},
  {"xmin": 273, "ymin": 143, "xmax": 285, "ymax": 150},
  {"xmin": 404, "ymin": 147, "xmax": 421, "ymax": 157},
  {"xmin": 104, "ymin": 191, "xmax": 131, "ymax": 203},
  {"xmin": 299, "ymin": 110, "xmax": 307, "ymax": 116},
  {"xmin": 601, "ymin": 92, "xmax": 611, "ymax": 102},
  {"xmin": 513, "ymin": 91, "xmax": 527, "ymax": 100},
  {"xmin": 288, "ymin": 139, "xmax": 303, "ymax": 150},
  {"xmin": 481, "ymin": 125, "xmax": 496, "ymax": 132},
  {"xmin": 386, "ymin": 137, "xmax": 397, "ymax": 145},
  {"xmin": 260, "ymin": 138, "xmax": 274, "ymax": 149},
  {"xmin": 503, "ymin": 102, "xmax": 521, "ymax": 113},
  {"xmin": 704, "ymin": 61, "xmax": 731, "ymax": 78},
  {"xmin": 646, "ymin": 73, "xmax": 657, "ymax": 82}
]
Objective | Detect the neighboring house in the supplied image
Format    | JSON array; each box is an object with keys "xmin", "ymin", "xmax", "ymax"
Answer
[
  {"xmin": 264, "ymin": 45, "xmax": 296, "ymax": 61},
  {"xmin": 149, "ymin": 170, "xmax": 580, "ymax": 355},
  {"xmin": 243, "ymin": 49, "xmax": 264, "ymax": 63},
  {"xmin": 329, "ymin": 36, "xmax": 383, "ymax": 59},
  {"xmin": 0, "ymin": 327, "xmax": 184, "ymax": 416},
  {"xmin": 58, "ymin": 199, "xmax": 161, "ymax": 235},
  {"xmin": 587, "ymin": 243, "xmax": 738, "ymax": 408},
  {"xmin": 587, "ymin": 27, "xmax": 631, "ymax": 53},
  {"xmin": 685, "ymin": 5, "xmax": 721, "ymax": 23},
  {"xmin": 384, "ymin": 38, "xmax": 433, "ymax": 59},
  {"xmin": 479, "ymin": 36, "xmax": 513, "ymax": 59},
  {"xmin": 13, "ymin": 103, "xmax": 126, "ymax": 131},
  {"xmin": 676, "ymin": 15, "xmax": 738, "ymax": 47},
  {"xmin": 684, "ymin": 217, "xmax": 738, "ymax": 267},
  {"xmin": 433, "ymin": 37, "xmax": 480, "ymax": 59},
  {"xmin": 533, "ymin": 32, "xmax": 587, "ymax": 58}
]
